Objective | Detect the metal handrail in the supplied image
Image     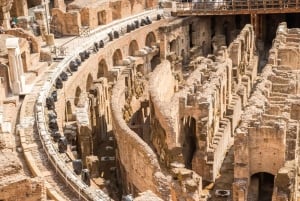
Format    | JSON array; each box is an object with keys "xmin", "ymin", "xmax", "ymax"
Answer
[{"xmin": 175, "ymin": 0, "xmax": 299, "ymax": 12}]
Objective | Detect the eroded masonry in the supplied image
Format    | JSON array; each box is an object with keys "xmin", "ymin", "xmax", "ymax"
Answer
[{"xmin": 1, "ymin": 0, "xmax": 300, "ymax": 201}]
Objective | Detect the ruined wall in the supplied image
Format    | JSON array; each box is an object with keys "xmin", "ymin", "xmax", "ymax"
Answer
[
  {"xmin": 190, "ymin": 17, "xmax": 211, "ymax": 57},
  {"xmin": 0, "ymin": 152, "xmax": 46, "ymax": 200},
  {"xmin": 79, "ymin": 4, "xmax": 112, "ymax": 28},
  {"xmin": 233, "ymin": 22, "xmax": 300, "ymax": 201},
  {"xmin": 149, "ymin": 60, "xmax": 181, "ymax": 165},
  {"xmin": 159, "ymin": 17, "xmax": 193, "ymax": 60},
  {"xmin": 111, "ymin": 64, "xmax": 204, "ymax": 201},
  {"xmin": 111, "ymin": 74, "xmax": 170, "ymax": 199},
  {"xmin": 51, "ymin": 8, "xmax": 81, "ymax": 36},
  {"xmin": 0, "ymin": 0, "xmax": 13, "ymax": 28},
  {"xmin": 53, "ymin": 0, "xmax": 66, "ymax": 11},
  {"xmin": 10, "ymin": 0, "xmax": 28, "ymax": 17},
  {"xmin": 0, "ymin": 64, "xmax": 10, "ymax": 97},
  {"xmin": 0, "ymin": 177, "xmax": 45, "ymax": 201}
]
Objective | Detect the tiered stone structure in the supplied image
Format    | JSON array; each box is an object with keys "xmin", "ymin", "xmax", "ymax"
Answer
[
  {"xmin": 1, "ymin": 0, "xmax": 300, "ymax": 201},
  {"xmin": 233, "ymin": 22, "xmax": 300, "ymax": 201}
]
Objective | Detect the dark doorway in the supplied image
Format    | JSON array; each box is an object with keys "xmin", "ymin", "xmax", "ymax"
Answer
[
  {"xmin": 250, "ymin": 172, "xmax": 274, "ymax": 201},
  {"xmin": 97, "ymin": 11, "xmax": 106, "ymax": 25},
  {"xmin": 189, "ymin": 24, "xmax": 194, "ymax": 48},
  {"xmin": 182, "ymin": 116, "xmax": 197, "ymax": 169},
  {"xmin": 150, "ymin": 55, "xmax": 160, "ymax": 71},
  {"xmin": 286, "ymin": 13, "xmax": 300, "ymax": 28}
]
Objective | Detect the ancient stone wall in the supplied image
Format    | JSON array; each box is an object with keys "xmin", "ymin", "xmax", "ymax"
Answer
[
  {"xmin": 5, "ymin": 29, "xmax": 41, "ymax": 53},
  {"xmin": 53, "ymin": 0, "xmax": 158, "ymax": 36},
  {"xmin": 53, "ymin": 0, "xmax": 66, "ymax": 11},
  {"xmin": 149, "ymin": 60, "xmax": 180, "ymax": 164},
  {"xmin": 150, "ymin": 23, "xmax": 257, "ymax": 184},
  {"xmin": 0, "ymin": 64, "xmax": 10, "ymax": 97},
  {"xmin": 10, "ymin": 0, "xmax": 28, "ymax": 17},
  {"xmin": 51, "ymin": 8, "xmax": 81, "ymax": 36},
  {"xmin": 0, "ymin": 177, "xmax": 45, "ymax": 201},
  {"xmin": 111, "ymin": 74, "xmax": 170, "ymax": 199},
  {"xmin": 233, "ymin": 22, "xmax": 300, "ymax": 201}
]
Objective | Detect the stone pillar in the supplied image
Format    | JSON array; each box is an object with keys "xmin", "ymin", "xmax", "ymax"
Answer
[
  {"xmin": 0, "ymin": 78, "xmax": 4, "ymax": 106},
  {"xmin": 78, "ymin": 125, "xmax": 92, "ymax": 167},
  {"xmin": 160, "ymin": 33, "xmax": 168, "ymax": 60},
  {"xmin": 45, "ymin": 34, "xmax": 55, "ymax": 46},
  {"xmin": 6, "ymin": 38, "xmax": 25, "ymax": 95},
  {"xmin": 1, "ymin": 11, "xmax": 11, "ymax": 29},
  {"xmin": 0, "ymin": 0, "xmax": 12, "ymax": 29},
  {"xmin": 232, "ymin": 180, "xmax": 248, "ymax": 201},
  {"xmin": 145, "ymin": 56, "xmax": 151, "ymax": 74},
  {"xmin": 54, "ymin": 0, "xmax": 66, "ymax": 11}
]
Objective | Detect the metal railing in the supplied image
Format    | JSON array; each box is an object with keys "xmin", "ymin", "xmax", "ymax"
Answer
[
  {"xmin": 175, "ymin": 0, "xmax": 299, "ymax": 13},
  {"xmin": 34, "ymin": 8, "xmax": 164, "ymax": 201}
]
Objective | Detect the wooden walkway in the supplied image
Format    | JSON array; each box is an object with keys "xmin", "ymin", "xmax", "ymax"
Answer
[{"xmin": 173, "ymin": 0, "xmax": 300, "ymax": 16}]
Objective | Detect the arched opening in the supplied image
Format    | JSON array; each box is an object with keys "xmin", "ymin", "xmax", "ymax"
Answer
[
  {"xmin": 97, "ymin": 59, "xmax": 108, "ymax": 78},
  {"xmin": 110, "ymin": 2, "xmax": 121, "ymax": 20},
  {"xmin": 97, "ymin": 10, "xmax": 107, "ymax": 25},
  {"xmin": 86, "ymin": 74, "xmax": 93, "ymax": 92},
  {"xmin": 145, "ymin": 32, "xmax": 156, "ymax": 47},
  {"xmin": 129, "ymin": 40, "xmax": 139, "ymax": 56},
  {"xmin": 74, "ymin": 87, "xmax": 82, "ymax": 106},
  {"xmin": 249, "ymin": 172, "xmax": 274, "ymax": 201},
  {"xmin": 65, "ymin": 100, "xmax": 73, "ymax": 122},
  {"xmin": 170, "ymin": 39, "xmax": 177, "ymax": 54},
  {"xmin": 112, "ymin": 49, "xmax": 123, "ymax": 66},
  {"xmin": 181, "ymin": 116, "xmax": 197, "ymax": 169},
  {"xmin": 150, "ymin": 55, "xmax": 160, "ymax": 71}
]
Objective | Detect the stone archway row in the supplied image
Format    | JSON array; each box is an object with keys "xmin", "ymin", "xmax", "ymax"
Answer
[{"xmin": 33, "ymin": 8, "xmax": 164, "ymax": 201}]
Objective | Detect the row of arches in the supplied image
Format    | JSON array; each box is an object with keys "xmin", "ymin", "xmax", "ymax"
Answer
[{"xmin": 68, "ymin": 31, "xmax": 157, "ymax": 113}]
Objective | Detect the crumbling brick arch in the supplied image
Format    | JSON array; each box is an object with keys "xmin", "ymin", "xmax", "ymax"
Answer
[
  {"xmin": 86, "ymin": 73, "xmax": 93, "ymax": 92},
  {"xmin": 112, "ymin": 49, "xmax": 123, "ymax": 66},
  {"xmin": 97, "ymin": 59, "xmax": 108, "ymax": 78},
  {"xmin": 129, "ymin": 40, "xmax": 139, "ymax": 56},
  {"xmin": 74, "ymin": 86, "xmax": 82, "ymax": 106},
  {"xmin": 145, "ymin": 31, "xmax": 156, "ymax": 47}
]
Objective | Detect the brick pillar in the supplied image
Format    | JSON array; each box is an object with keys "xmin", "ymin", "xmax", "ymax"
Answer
[
  {"xmin": 54, "ymin": 0, "xmax": 66, "ymax": 11},
  {"xmin": 6, "ymin": 38, "xmax": 25, "ymax": 94}
]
